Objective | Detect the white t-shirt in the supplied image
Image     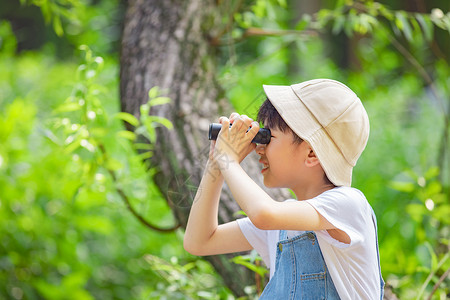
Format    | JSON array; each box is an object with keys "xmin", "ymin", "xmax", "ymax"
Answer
[{"xmin": 236, "ymin": 186, "xmax": 381, "ymax": 300}]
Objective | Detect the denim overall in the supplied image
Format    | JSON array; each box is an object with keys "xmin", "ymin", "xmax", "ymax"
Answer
[
  {"xmin": 259, "ymin": 230, "xmax": 340, "ymax": 299},
  {"xmin": 259, "ymin": 212, "xmax": 384, "ymax": 299}
]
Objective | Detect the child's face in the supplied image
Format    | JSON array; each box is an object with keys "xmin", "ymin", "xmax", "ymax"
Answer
[{"xmin": 256, "ymin": 127, "xmax": 308, "ymax": 190}]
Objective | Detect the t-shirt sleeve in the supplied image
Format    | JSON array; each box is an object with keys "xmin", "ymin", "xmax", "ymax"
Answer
[
  {"xmin": 305, "ymin": 187, "xmax": 369, "ymax": 248},
  {"xmin": 236, "ymin": 217, "xmax": 271, "ymax": 266}
]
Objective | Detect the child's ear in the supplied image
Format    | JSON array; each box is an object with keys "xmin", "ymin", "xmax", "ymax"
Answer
[{"xmin": 305, "ymin": 149, "xmax": 321, "ymax": 167}]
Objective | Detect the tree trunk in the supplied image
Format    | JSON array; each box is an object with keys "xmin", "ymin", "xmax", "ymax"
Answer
[{"xmin": 119, "ymin": 0, "xmax": 289, "ymax": 296}]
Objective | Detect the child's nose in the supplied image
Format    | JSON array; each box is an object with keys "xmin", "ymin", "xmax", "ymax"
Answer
[{"xmin": 255, "ymin": 144, "xmax": 266, "ymax": 156}]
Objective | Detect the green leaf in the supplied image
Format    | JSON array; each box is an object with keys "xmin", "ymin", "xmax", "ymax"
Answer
[
  {"xmin": 415, "ymin": 13, "xmax": 434, "ymax": 42},
  {"xmin": 344, "ymin": 12, "xmax": 357, "ymax": 37},
  {"xmin": 105, "ymin": 158, "xmax": 123, "ymax": 171},
  {"xmin": 53, "ymin": 16, "xmax": 64, "ymax": 37},
  {"xmin": 425, "ymin": 181, "xmax": 442, "ymax": 196},
  {"xmin": 40, "ymin": 1, "xmax": 52, "ymax": 23},
  {"xmin": 116, "ymin": 130, "xmax": 136, "ymax": 141},
  {"xmin": 395, "ymin": 11, "xmax": 413, "ymax": 41},
  {"xmin": 134, "ymin": 125, "xmax": 147, "ymax": 136},
  {"xmin": 277, "ymin": 0, "xmax": 287, "ymax": 8},
  {"xmin": 252, "ymin": 0, "xmax": 267, "ymax": 18},
  {"xmin": 295, "ymin": 16, "xmax": 310, "ymax": 31},
  {"xmin": 389, "ymin": 181, "xmax": 415, "ymax": 193},
  {"xmin": 149, "ymin": 96, "xmax": 171, "ymax": 106},
  {"xmin": 138, "ymin": 151, "xmax": 153, "ymax": 160},
  {"xmin": 424, "ymin": 242, "xmax": 438, "ymax": 271},
  {"xmin": 140, "ymin": 103, "xmax": 150, "ymax": 119},
  {"xmin": 332, "ymin": 15, "xmax": 345, "ymax": 35},
  {"xmin": 148, "ymin": 116, "xmax": 173, "ymax": 129},
  {"xmin": 432, "ymin": 204, "xmax": 450, "ymax": 224},
  {"xmin": 406, "ymin": 203, "xmax": 426, "ymax": 222},
  {"xmin": 134, "ymin": 143, "xmax": 153, "ymax": 150},
  {"xmin": 356, "ymin": 14, "xmax": 373, "ymax": 34},
  {"xmin": 444, "ymin": 13, "xmax": 450, "ymax": 33},
  {"xmin": 54, "ymin": 102, "xmax": 81, "ymax": 113},
  {"xmin": 424, "ymin": 166, "xmax": 440, "ymax": 180},
  {"xmin": 64, "ymin": 138, "xmax": 82, "ymax": 154},
  {"xmin": 148, "ymin": 86, "xmax": 160, "ymax": 99},
  {"xmin": 115, "ymin": 112, "xmax": 140, "ymax": 127},
  {"xmin": 230, "ymin": 255, "xmax": 268, "ymax": 277},
  {"xmin": 234, "ymin": 210, "xmax": 247, "ymax": 217},
  {"xmin": 143, "ymin": 119, "xmax": 157, "ymax": 143}
]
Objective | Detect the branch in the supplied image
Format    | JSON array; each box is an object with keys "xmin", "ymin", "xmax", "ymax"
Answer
[
  {"xmin": 99, "ymin": 144, "xmax": 180, "ymax": 233},
  {"xmin": 243, "ymin": 27, "xmax": 318, "ymax": 37},
  {"xmin": 426, "ymin": 266, "xmax": 450, "ymax": 300},
  {"xmin": 210, "ymin": 0, "xmax": 245, "ymax": 46},
  {"xmin": 387, "ymin": 34, "xmax": 434, "ymax": 86},
  {"xmin": 417, "ymin": 252, "xmax": 450, "ymax": 299},
  {"xmin": 255, "ymin": 259, "xmax": 262, "ymax": 296},
  {"xmin": 386, "ymin": 32, "xmax": 449, "ymax": 182},
  {"xmin": 212, "ymin": 27, "xmax": 318, "ymax": 46}
]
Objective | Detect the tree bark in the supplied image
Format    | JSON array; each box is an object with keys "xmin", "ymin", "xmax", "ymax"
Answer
[{"xmin": 119, "ymin": 0, "xmax": 289, "ymax": 296}]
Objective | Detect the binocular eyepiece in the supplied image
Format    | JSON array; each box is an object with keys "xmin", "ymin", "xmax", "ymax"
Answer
[{"xmin": 208, "ymin": 123, "xmax": 271, "ymax": 144}]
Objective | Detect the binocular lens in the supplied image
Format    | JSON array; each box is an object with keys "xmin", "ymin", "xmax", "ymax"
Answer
[{"xmin": 208, "ymin": 123, "xmax": 271, "ymax": 144}]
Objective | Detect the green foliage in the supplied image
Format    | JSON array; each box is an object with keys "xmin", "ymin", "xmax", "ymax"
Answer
[
  {"xmin": 389, "ymin": 168, "xmax": 449, "ymax": 299},
  {"xmin": 230, "ymin": 251, "xmax": 267, "ymax": 278},
  {"xmin": 19, "ymin": 0, "xmax": 83, "ymax": 37},
  {"xmin": 11, "ymin": 0, "xmax": 123, "ymax": 54},
  {"xmin": 145, "ymin": 255, "xmax": 234, "ymax": 300},
  {"xmin": 315, "ymin": 2, "xmax": 450, "ymax": 42},
  {"xmin": 0, "ymin": 37, "xmax": 195, "ymax": 298},
  {"xmin": 1, "ymin": 0, "xmax": 449, "ymax": 299},
  {"xmin": 230, "ymin": 250, "xmax": 268, "ymax": 295},
  {"xmin": 0, "ymin": 20, "xmax": 17, "ymax": 55}
]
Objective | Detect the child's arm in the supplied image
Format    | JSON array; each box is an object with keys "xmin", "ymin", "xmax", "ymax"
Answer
[
  {"xmin": 218, "ymin": 159, "xmax": 329, "ymax": 231},
  {"xmin": 183, "ymin": 142, "xmax": 253, "ymax": 256},
  {"xmin": 213, "ymin": 115, "xmax": 338, "ymax": 233}
]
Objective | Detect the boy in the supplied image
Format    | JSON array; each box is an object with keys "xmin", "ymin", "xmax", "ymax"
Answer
[{"xmin": 184, "ymin": 79, "xmax": 384, "ymax": 299}]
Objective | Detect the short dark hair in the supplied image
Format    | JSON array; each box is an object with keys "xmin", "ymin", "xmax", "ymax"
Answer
[{"xmin": 257, "ymin": 98, "xmax": 303, "ymax": 144}]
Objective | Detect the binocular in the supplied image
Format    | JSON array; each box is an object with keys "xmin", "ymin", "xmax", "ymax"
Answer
[{"xmin": 208, "ymin": 123, "xmax": 271, "ymax": 144}]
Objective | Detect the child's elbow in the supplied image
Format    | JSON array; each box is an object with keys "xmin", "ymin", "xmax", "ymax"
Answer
[
  {"xmin": 183, "ymin": 239, "xmax": 196, "ymax": 255},
  {"xmin": 249, "ymin": 208, "xmax": 273, "ymax": 230},
  {"xmin": 183, "ymin": 238, "xmax": 204, "ymax": 256}
]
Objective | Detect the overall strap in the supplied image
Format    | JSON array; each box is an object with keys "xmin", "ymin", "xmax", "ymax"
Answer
[
  {"xmin": 278, "ymin": 229, "xmax": 288, "ymax": 241},
  {"xmin": 371, "ymin": 208, "xmax": 385, "ymax": 300}
]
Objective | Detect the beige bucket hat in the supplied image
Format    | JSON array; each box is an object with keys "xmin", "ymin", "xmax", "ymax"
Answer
[{"xmin": 263, "ymin": 79, "xmax": 370, "ymax": 186}]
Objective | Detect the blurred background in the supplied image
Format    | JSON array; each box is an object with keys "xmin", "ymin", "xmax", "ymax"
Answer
[{"xmin": 0, "ymin": 0, "xmax": 448, "ymax": 299}]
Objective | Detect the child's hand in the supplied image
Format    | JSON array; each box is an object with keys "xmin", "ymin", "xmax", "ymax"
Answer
[{"xmin": 212, "ymin": 113, "xmax": 259, "ymax": 168}]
